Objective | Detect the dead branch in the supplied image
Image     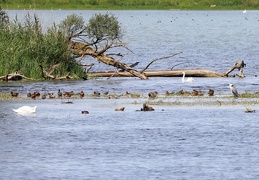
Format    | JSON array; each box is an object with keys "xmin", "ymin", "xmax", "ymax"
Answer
[
  {"xmin": 140, "ymin": 52, "xmax": 182, "ymax": 73},
  {"xmin": 224, "ymin": 60, "xmax": 246, "ymax": 77},
  {"xmin": 0, "ymin": 72, "xmax": 35, "ymax": 81},
  {"xmin": 39, "ymin": 64, "xmax": 73, "ymax": 80}
]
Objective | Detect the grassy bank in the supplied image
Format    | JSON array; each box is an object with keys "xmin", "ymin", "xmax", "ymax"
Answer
[{"xmin": 1, "ymin": 0, "xmax": 259, "ymax": 10}]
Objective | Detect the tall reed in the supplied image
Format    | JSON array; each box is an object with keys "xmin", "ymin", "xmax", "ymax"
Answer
[{"xmin": 0, "ymin": 13, "xmax": 85, "ymax": 79}]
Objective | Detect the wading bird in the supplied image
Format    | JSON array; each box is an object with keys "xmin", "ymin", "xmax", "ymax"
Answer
[{"xmin": 229, "ymin": 83, "xmax": 238, "ymax": 97}]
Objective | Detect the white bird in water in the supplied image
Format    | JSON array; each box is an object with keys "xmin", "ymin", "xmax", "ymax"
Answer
[
  {"xmin": 182, "ymin": 72, "xmax": 194, "ymax": 83},
  {"xmin": 13, "ymin": 106, "xmax": 37, "ymax": 115},
  {"xmin": 229, "ymin": 83, "xmax": 238, "ymax": 97},
  {"xmin": 243, "ymin": 9, "xmax": 247, "ymax": 13}
]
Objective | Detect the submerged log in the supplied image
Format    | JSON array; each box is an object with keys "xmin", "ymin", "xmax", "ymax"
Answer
[{"xmin": 89, "ymin": 69, "xmax": 224, "ymax": 78}]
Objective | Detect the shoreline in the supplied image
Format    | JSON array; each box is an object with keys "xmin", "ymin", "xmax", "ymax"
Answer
[{"xmin": 2, "ymin": 92, "xmax": 259, "ymax": 107}]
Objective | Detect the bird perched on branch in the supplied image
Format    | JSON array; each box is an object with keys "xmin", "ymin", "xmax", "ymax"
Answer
[
  {"xmin": 119, "ymin": 62, "xmax": 139, "ymax": 72},
  {"xmin": 229, "ymin": 83, "xmax": 238, "ymax": 97}
]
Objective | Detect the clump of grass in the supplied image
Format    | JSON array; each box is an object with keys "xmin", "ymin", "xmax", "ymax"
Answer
[
  {"xmin": 0, "ymin": 92, "xmax": 12, "ymax": 100},
  {"xmin": 239, "ymin": 92, "xmax": 259, "ymax": 98}
]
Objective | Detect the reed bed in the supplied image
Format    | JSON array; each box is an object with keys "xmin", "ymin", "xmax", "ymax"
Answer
[{"xmin": 0, "ymin": 13, "xmax": 85, "ymax": 79}]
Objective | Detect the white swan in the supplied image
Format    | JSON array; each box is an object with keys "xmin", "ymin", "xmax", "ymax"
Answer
[
  {"xmin": 182, "ymin": 72, "xmax": 194, "ymax": 83},
  {"xmin": 243, "ymin": 9, "xmax": 247, "ymax": 13},
  {"xmin": 13, "ymin": 106, "xmax": 37, "ymax": 115}
]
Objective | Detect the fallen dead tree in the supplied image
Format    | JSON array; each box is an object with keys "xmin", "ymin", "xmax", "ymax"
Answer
[
  {"xmin": 88, "ymin": 60, "xmax": 246, "ymax": 78},
  {"xmin": 89, "ymin": 69, "xmax": 223, "ymax": 78}
]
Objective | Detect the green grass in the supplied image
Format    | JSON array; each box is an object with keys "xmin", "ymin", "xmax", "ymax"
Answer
[
  {"xmin": 0, "ymin": 13, "xmax": 86, "ymax": 80},
  {"xmin": 1, "ymin": 0, "xmax": 259, "ymax": 10}
]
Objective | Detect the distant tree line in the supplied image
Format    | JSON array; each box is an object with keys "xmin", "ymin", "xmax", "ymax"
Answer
[{"xmin": 1, "ymin": 0, "xmax": 258, "ymax": 10}]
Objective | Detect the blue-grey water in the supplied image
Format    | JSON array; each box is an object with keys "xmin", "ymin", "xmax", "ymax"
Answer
[{"xmin": 1, "ymin": 10, "xmax": 259, "ymax": 179}]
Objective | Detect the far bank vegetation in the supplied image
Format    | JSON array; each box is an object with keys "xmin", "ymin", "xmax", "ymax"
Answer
[{"xmin": 1, "ymin": 0, "xmax": 259, "ymax": 10}]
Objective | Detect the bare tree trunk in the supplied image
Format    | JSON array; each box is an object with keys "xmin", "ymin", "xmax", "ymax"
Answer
[
  {"xmin": 89, "ymin": 69, "xmax": 224, "ymax": 78},
  {"xmin": 224, "ymin": 60, "xmax": 246, "ymax": 77}
]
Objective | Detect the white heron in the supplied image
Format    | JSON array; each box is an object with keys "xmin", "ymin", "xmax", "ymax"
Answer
[
  {"xmin": 182, "ymin": 72, "xmax": 194, "ymax": 83},
  {"xmin": 229, "ymin": 83, "xmax": 238, "ymax": 97},
  {"xmin": 13, "ymin": 106, "xmax": 37, "ymax": 115}
]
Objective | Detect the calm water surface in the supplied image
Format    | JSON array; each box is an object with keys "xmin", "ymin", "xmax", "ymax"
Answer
[
  {"xmin": 1, "ymin": 99, "xmax": 259, "ymax": 179},
  {"xmin": 1, "ymin": 10, "xmax": 259, "ymax": 179}
]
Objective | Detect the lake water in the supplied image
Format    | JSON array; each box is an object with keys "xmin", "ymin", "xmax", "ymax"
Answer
[{"xmin": 1, "ymin": 10, "xmax": 259, "ymax": 179}]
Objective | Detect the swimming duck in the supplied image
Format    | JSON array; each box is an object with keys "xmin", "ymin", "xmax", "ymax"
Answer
[
  {"xmin": 208, "ymin": 89, "xmax": 214, "ymax": 96},
  {"xmin": 41, "ymin": 93, "xmax": 47, "ymax": 99},
  {"xmin": 148, "ymin": 91, "xmax": 158, "ymax": 98},
  {"xmin": 140, "ymin": 104, "xmax": 154, "ymax": 111},
  {"xmin": 79, "ymin": 91, "xmax": 85, "ymax": 99},
  {"xmin": 81, "ymin": 110, "xmax": 89, "ymax": 114},
  {"xmin": 10, "ymin": 92, "xmax": 19, "ymax": 97},
  {"xmin": 92, "ymin": 91, "xmax": 100, "ymax": 97},
  {"xmin": 31, "ymin": 93, "xmax": 37, "ymax": 100},
  {"xmin": 191, "ymin": 90, "xmax": 198, "ymax": 96},
  {"xmin": 103, "ymin": 91, "xmax": 109, "ymax": 95},
  {"xmin": 57, "ymin": 89, "xmax": 63, "ymax": 98},
  {"xmin": 34, "ymin": 91, "xmax": 40, "ymax": 97},
  {"xmin": 165, "ymin": 91, "xmax": 174, "ymax": 96},
  {"xmin": 48, "ymin": 93, "xmax": 55, "ymax": 99}
]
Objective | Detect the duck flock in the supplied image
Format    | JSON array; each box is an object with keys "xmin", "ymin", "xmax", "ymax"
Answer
[
  {"xmin": 9, "ymin": 83, "xmax": 257, "ymax": 114},
  {"xmin": 10, "ymin": 88, "xmax": 216, "ymax": 100}
]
